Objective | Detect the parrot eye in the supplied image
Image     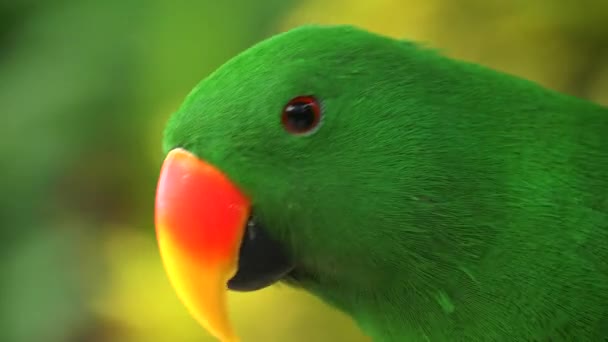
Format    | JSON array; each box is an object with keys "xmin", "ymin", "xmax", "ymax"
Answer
[{"xmin": 281, "ymin": 96, "xmax": 322, "ymax": 135}]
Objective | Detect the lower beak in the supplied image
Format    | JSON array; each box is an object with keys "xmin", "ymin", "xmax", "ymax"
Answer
[{"xmin": 155, "ymin": 148, "xmax": 250, "ymax": 342}]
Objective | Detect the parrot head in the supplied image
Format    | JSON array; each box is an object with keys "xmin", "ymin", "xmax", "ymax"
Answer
[{"xmin": 156, "ymin": 25, "xmax": 471, "ymax": 341}]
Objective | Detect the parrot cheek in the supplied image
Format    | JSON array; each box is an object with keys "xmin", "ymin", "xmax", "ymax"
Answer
[{"xmin": 227, "ymin": 215, "xmax": 295, "ymax": 291}]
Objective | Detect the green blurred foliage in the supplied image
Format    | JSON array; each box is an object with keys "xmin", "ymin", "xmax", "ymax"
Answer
[{"xmin": 0, "ymin": 0, "xmax": 605, "ymax": 341}]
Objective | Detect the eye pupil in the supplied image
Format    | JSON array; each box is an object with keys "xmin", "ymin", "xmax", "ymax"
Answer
[
  {"xmin": 281, "ymin": 96, "xmax": 322, "ymax": 135},
  {"xmin": 286, "ymin": 102, "xmax": 315, "ymax": 130}
]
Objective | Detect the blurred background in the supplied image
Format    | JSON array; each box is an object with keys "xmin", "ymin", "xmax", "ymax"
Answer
[{"xmin": 1, "ymin": 0, "xmax": 606, "ymax": 341}]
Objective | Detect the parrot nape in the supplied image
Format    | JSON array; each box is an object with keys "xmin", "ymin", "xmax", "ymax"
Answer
[{"xmin": 154, "ymin": 25, "xmax": 608, "ymax": 341}]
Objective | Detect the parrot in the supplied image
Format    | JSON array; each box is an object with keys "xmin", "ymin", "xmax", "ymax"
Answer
[{"xmin": 154, "ymin": 25, "xmax": 608, "ymax": 341}]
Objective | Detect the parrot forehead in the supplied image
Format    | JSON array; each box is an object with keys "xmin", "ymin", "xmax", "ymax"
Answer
[
  {"xmin": 182, "ymin": 25, "xmax": 411, "ymax": 113},
  {"xmin": 238, "ymin": 25, "xmax": 382, "ymax": 62},
  {"xmin": 205, "ymin": 25, "xmax": 401, "ymax": 81},
  {"xmin": 170, "ymin": 26, "xmax": 378, "ymax": 120},
  {"xmin": 164, "ymin": 24, "xmax": 421, "ymax": 154}
]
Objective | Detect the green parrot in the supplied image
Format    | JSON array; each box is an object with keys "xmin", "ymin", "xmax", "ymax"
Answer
[{"xmin": 153, "ymin": 25, "xmax": 608, "ymax": 341}]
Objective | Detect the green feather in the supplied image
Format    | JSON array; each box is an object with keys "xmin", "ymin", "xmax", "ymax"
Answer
[{"xmin": 163, "ymin": 25, "xmax": 608, "ymax": 341}]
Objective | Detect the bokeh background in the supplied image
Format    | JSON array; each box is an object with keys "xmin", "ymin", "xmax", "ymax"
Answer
[{"xmin": 1, "ymin": 0, "xmax": 607, "ymax": 341}]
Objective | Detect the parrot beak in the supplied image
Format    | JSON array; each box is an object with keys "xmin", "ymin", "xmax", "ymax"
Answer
[
  {"xmin": 155, "ymin": 148, "xmax": 295, "ymax": 342},
  {"xmin": 155, "ymin": 148, "xmax": 250, "ymax": 342}
]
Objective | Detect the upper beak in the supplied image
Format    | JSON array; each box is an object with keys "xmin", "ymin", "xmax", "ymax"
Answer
[
  {"xmin": 155, "ymin": 148, "xmax": 250, "ymax": 342},
  {"xmin": 154, "ymin": 148, "xmax": 295, "ymax": 342}
]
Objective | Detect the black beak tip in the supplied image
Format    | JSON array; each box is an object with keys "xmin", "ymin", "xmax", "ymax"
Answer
[{"xmin": 227, "ymin": 216, "xmax": 295, "ymax": 292}]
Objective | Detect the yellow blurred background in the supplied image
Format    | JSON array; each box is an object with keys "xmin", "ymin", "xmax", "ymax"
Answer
[{"xmin": 1, "ymin": 1, "xmax": 606, "ymax": 341}]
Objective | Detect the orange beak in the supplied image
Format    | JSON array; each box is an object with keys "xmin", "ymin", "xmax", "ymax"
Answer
[{"xmin": 155, "ymin": 148, "xmax": 250, "ymax": 342}]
